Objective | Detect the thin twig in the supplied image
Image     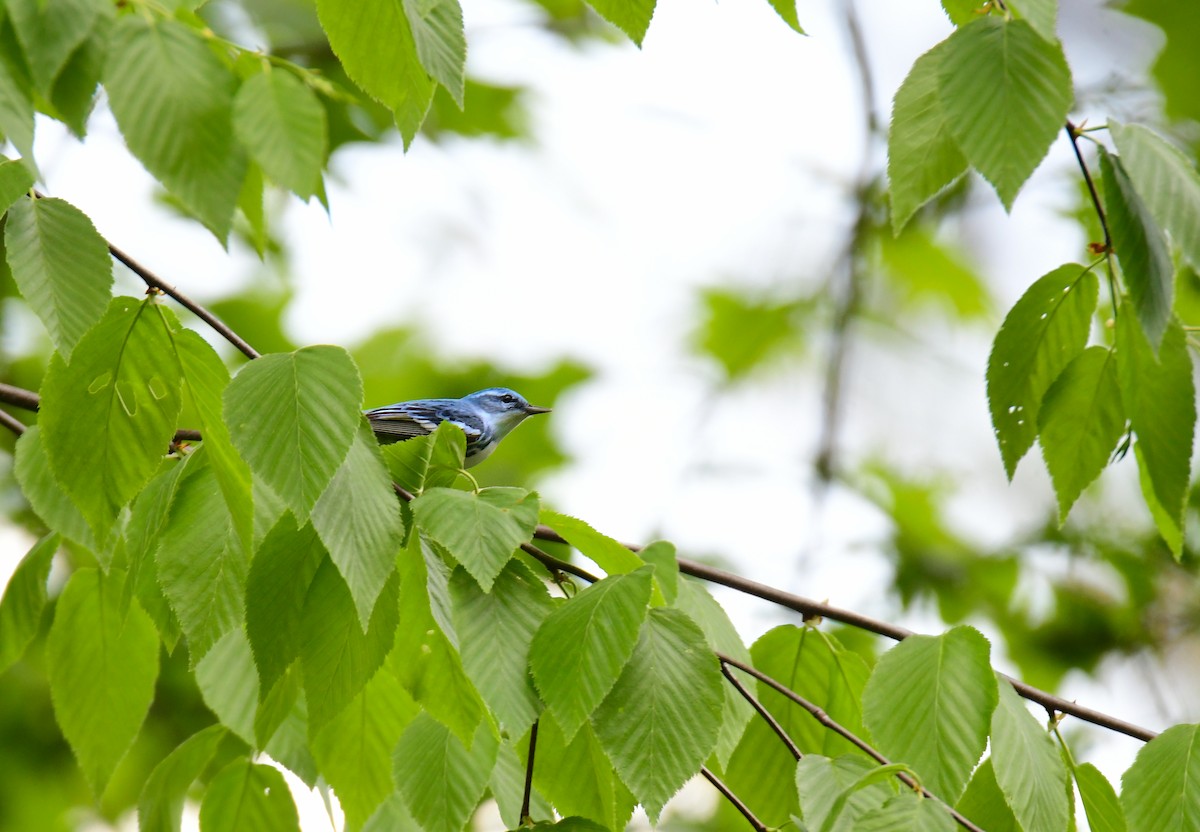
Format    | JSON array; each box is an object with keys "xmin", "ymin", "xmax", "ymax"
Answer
[
  {"xmin": 107, "ymin": 241, "xmax": 261, "ymax": 360},
  {"xmin": 0, "ymin": 408, "xmax": 27, "ymax": 436},
  {"xmin": 521, "ymin": 720, "xmax": 538, "ymax": 823},
  {"xmin": 519, "ymin": 541, "xmax": 600, "ymax": 584},
  {"xmin": 27, "ymin": 190, "xmax": 260, "ymax": 361},
  {"xmin": 718, "ymin": 654, "xmax": 986, "ymax": 832},
  {"xmin": 699, "ymin": 766, "xmax": 768, "ymax": 832},
  {"xmin": 720, "ymin": 661, "xmax": 802, "ymax": 760},
  {"xmin": 1064, "ymin": 121, "xmax": 1119, "ymax": 317}
]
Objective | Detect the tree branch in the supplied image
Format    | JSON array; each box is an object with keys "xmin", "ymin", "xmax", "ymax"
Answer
[
  {"xmin": 0, "ymin": 407, "xmax": 27, "ymax": 436},
  {"xmin": 699, "ymin": 766, "xmax": 768, "ymax": 832},
  {"xmin": 719, "ymin": 654, "xmax": 986, "ymax": 832},
  {"xmin": 521, "ymin": 720, "xmax": 538, "ymax": 823},
  {"xmin": 533, "ymin": 523, "xmax": 1156, "ymax": 741},
  {"xmin": 720, "ymin": 661, "xmax": 802, "ymax": 761}
]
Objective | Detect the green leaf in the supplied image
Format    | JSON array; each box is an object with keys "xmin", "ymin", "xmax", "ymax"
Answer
[
  {"xmin": 1006, "ymin": 0, "xmax": 1057, "ymax": 41},
  {"xmin": 0, "ymin": 41, "xmax": 36, "ymax": 166},
  {"xmin": 723, "ymin": 625, "xmax": 872, "ymax": 827},
  {"xmin": 583, "ymin": 0, "xmax": 656, "ymax": 45},
  {"xmin": 1102, "ymin": 148, "xmax": 1174, "ymax": 349},
  {"xmin": 5, "ymin": 196, "xmax": 112, "ymax": 361},
  {"xmin": 1121, "ymin": 723, "xmax": 1200, "ymax": 832},
  {"xmin": 138, "ymin": 725, "xmax": 228, "ymax": 832},
  {"xmin": 940, "ymin": 1, "xmax": 982, "ymax": 28},
  {"xmin": 957, "ymin": 757, "xmax": 1021, "ymax": 831},
  {"xmin": 392, "ymin": 714, "xmax": 498, "ymax": 832},
  {"xmin": 225, "ymin": 345, "xmax": 363, "ymax": 523},
  {"xmin": 538, "ymin": 508, "xmax": 645, "ymax": 576},
  {"xmin": 1110, "ymin": 122, "xmax": 1200, "ymax": 275},
  {"xmin": 879, "ymin": 227, "xmax": 991, "ymax": 318},
  {"xmin": 402, "ymin": 0, "xmax": 466, "ymax": 105},
  {"xmin": 13, "ymin": 427, "xmax": 93, "ymax": 548},
  {"xmin": 169, "ymin": 320, "xmax": 254, "ymax": 551},
  {"xmin": 674, "ymin": 579, "xmax": 753, "ymax": 769},
  {"xmin": 1036, "ymin": 346, "xmax": 1126, "ymax": 522},
  {"xmin": 640, "ymin": 540, "xmax": 678, "ymax": 603},
  {"xmin": 491, "ymin": 736, "xmax": 554, "ymax": 827},
  {"xmin": 199, "ymin": 760, "xmax": 300, "ymax": 832},
  {"xmin": 1076, "ymin": 762, "xmax": 1127, "ymax": 832},
  {"xmin": 7, "ymin": 0, "xmax": 99, "ymax": 92},
  {"xmin": 794, "ymin": 755, "xmax": 894, "ymax": 832},
  {"xmin": 527, "ymin": 818, "xmax": 610, "ymax": 831},
  {"xmin": 246, "ymin": 515, "xmax": 328, "ymax": 696},
  {"xmin": 0, "ymin": 533, "xmax": 57, "ymax": 675},
  {"xmin": 937, "ymin": 17, "xmax": 1071, "ymax": 210},
  {"xmin": 529, "ymin": 567, "xmax": 653, "ymax": 742},
  {"xmin": 48, "ymin": 13, "xmax": 107, "ymax": 137},
  {"xmin": 888, "ymin": 40, "xmax": 969, "ymax": 233},
  {"xmin": 39, "ymin": 296, "xmax": 183, "ymax": 540},
  {"xmin": 592, "ymin": 607, "xmax": 723, "ymax": 822},
  {"xmin": 45, "ymin": 568, "xmax": 159, "ymax": 794},
  {"xmin": 990, "ymin": 680, "xmax": 1070, "ymax": 832},
  {"xmin": 301, "ymin": 559, "xmax": 399, "ymax": 731},
  {"xmin": 1117, "ymin": 312, "xmax": 1195, "ymax": 556},
  {"xmin": 195, "ymin": 629, "xmax": 259, "ymax": 745},
  {"xmin": 765, "ymin": 0, "xmax": 803, "ymax": 33},
  {"xmin": 986, "ymin": 264, "xmax": 1098, "ymax": 478},
  {"xmin": 856, "ymin": 792, "xmax": 957, "ymax": 831},
  {"xmin": 449, "ymin": 561, "xmax": 554, "ymax": 735},
  {"xmin": 380, "ymin": 419, "xmax": 466, "ymax": 494},
  {"xmin": 0, "ymin": 157, "xmax": 34, "ymax": 211},
  {"xmin": 693, "ymin": 287, "xmax": 808, "ymax": 381},
  {"xmin": 261, "ymin": 674, "xmax": 319, "ymax": 785},
  {"xmin": 312, "ymin": 422, "xmax": 406, "ymax": 626},
  {"xmin": 156, "ymin": 455, "xmax": 248, "ymax": 662},
  {"xmin": 233, "ymin": 69, "xmax": 327, "ymax": 200},
  {"xmin": 414, "ymin": 486, "xmax": 538, "ymax": 591},
  {"xmin": 315, "ymin": 0, "xmax": 435, "ymax": 147},
  {"xmin": 391, "ymin": 537, "xmax": 486, "ymax": 745},
  {"xmin": 862, "ymin": 626, "xmax": 997, "ymax": 805},
  {"xmin": 312, "ymin": 669, "xmax": 419, "ymax": 830},
  {"xmin": 104, "ymin": 16, "xmax": 246, "ymax": 242},
  {"xmin": 533, "ymin": 716, "xmax": 637, "ymax": 831}
]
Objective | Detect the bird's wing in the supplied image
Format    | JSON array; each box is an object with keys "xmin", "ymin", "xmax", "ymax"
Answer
[{"xmin": 365, "ymin": 401, "xmax": 487, "ymax": 446}]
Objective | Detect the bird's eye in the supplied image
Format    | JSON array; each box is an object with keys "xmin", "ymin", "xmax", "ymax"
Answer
[{"xmin": 500, "ymin": 394, "xmax": 516, "ymax": 404}]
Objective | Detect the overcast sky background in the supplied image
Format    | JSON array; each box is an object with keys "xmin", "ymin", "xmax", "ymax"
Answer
[{"xmin": 2, "ymin": 0, "xmax": 1188, "ymax": 828}]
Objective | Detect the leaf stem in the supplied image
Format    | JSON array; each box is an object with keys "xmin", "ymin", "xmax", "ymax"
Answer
[{"xmin": 1064, "ymin": 121, "xmax": 1119, "ymax": 318}]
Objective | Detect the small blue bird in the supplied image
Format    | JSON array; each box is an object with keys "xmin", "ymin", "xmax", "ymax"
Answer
[{"xmin": 365, "ymin": 387, "xmax": 551, "ymax": 467}]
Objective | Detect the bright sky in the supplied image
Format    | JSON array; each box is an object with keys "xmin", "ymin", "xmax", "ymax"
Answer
[{"xmin": 5, "ymin": 0, "xmax": 1186, "ymax": 828}]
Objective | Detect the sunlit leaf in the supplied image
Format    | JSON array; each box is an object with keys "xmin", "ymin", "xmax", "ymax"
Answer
[
  {"xmin": 450, "ymin": 561, "xmax": 553, "ymax": 735},
  {"xmin": 592, "ymin": 608, "xmax": 723, "ymax": 822},
  {"xmin": 199, "ymin": 760, "xmax": 300, "ymax": 832},
  {"xmin": 39, "ymin": 296, "xmax": 182, "ymax": 539},
  {"xmin": 888, "ymin": 40, "xmax": 968, "ymax": 233},
  {"xmin": 990, "ymin": 680, "xmax": 1070, "ymax": 832},
  {"xmin": 0, "ymin": 533, "xmax": 57, "ymax": 675},
  {"xmin": 195, "ymin": 629, "xmax": 259, "ymax": 745},
  {"xmin": 1121, "ymin": 723, "xmax": 1200, "ymax": 832},
  {"xmin": 862, "ymin": 626, "xmax": 996, "ymax": 804},
  {"xmin": 986, "ymin": 264, "xmax": 1098, "ymax": 478},
  {"xmin": 538, "ymin": 508, "xmax": 644, "ymax": 576},
  {"xmin": 1006, "ymin": 0, "xmax": 1057, "ymax": 41},
  {"xmin": 529, "ymin": 567, "xmax": 653, "ymax": 742},
  {"xmin": 105, "ymin": 16, "xmax": 246, "ymax": 241},
  {"xmin": 856, "ymin": 791, "xmax": 958, "ymax": 831},
  {"xmin": 1076, "ymin": 762, "xmax": 1127, "ymax": 832},
  {"xmin": 1036, "ymin": 346, "xmax": 1126, "ymax": 522},
  {"xmin": 938, "ymin": 17, "xmax": 1071, "ymax": 209},
  {"xmin": 4, "ymin": 197, "xmax": 112, "ymax": 361},
  {"xmin": 392, "ymin": 714, "xmax": 497, "ymax": 832},
  {"xmin": 794, "ymin": 755, "xmax": 895, "ymax": 832},
  {"xmin": 6, "ymin": 0, "xmax": 99, "ymax": 92},
  {"xmin": 46, "ymin": 568, "xmax": 159, "ymax": 794},
  {"xmin": 583, "ymin": 0, "xmax": 656, "ymax": 45},
  {"xmin": 225, "ymin": 345, "xmax": 362, "ymax": 523},
  {"xmin": 402, "ymin": 0, "xmax": 465, "ymax": 105},
  {"xmin": 13, "ymin": 427, "xmax": 93, "ymax": 549},
  {"xmin": 1102, "ymin": 148, "xmax": 1174, "ymax": 349},
  {"xmin": 414, "ymin": 486, "xmax": 538, "ymax": 591}
]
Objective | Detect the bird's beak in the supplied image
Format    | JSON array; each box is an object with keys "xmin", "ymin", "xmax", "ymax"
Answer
[{"xmin": 525, "ymin": 405, "xmax": 552, "ymax": 415}]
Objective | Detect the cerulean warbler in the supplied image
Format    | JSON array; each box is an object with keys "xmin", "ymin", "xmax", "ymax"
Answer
[{"xmin": 365, "ymin": 387, "xmax": 551, "ymax": 467}]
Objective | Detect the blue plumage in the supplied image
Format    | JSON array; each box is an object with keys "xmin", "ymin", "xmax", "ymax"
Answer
[{"xmin": 365, "ymin": 387, "xmax": 550, "ymax": 467}]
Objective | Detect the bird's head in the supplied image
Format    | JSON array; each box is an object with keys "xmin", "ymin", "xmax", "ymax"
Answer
[{"xmin": 465, "ymin": 388, "xmax": 551, "ymax": 428}]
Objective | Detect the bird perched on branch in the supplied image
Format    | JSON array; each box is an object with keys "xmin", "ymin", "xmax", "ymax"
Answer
[{"xmin": 365, "ymin": 387, "xmax": 551, "ymax": 467}]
